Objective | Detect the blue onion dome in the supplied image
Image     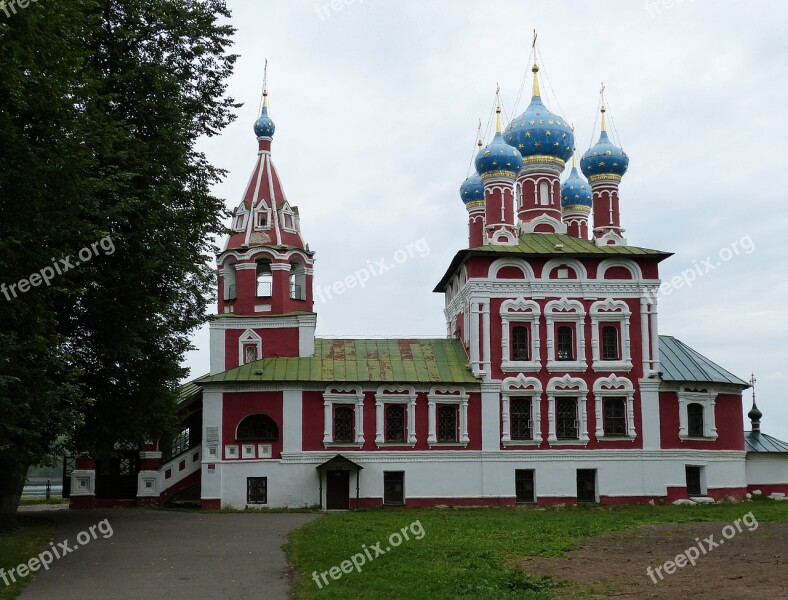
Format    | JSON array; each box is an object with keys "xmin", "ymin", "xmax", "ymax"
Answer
[
  {"xmin": 504, "ymin": 65, "xmax": 574, "ymax": 163},
  {"xmin": 253, "ymin": 91, "xmax": 276, "ymax": 138},
  {"xmin": 460, "ymin": 173, "xmax": 485, "ymax": 205},
  {"xmin": 561, "ymin": 157, "xmax": 592, "ymax": 209},
  {"xmin": 475, "ymin": 107, "xmax": 523, "ymax": 180},
  {"xmin": 580, "ymin": 106, "xmax": 629, "ymax": 179}
]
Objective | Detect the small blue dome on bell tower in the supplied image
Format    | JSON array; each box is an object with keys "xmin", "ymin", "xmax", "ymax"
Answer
[{"xmin": 254, "ymin": 91, "xmax": 276, "ymax": 139}]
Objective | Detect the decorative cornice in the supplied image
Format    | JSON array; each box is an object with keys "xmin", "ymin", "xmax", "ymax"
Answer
[
  {"xmin": 589, "ymin": 173, "xmax": 622, "ymax": 184},
  {"xmin": 520, "ymin": 155, "xmax": 566, "ymax": 169},
  {"xmin": 480, "ymin": 170, "xmax": 518, "ymax": 182}
]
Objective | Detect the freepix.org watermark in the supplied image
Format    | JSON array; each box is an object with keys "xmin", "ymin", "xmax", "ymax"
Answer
[
  {"xmin": 646, "ymin": 511, "xmax": 758, "ymax": 584},
  {"xmin": 0, "ymin": 518, "xmax": 113, "ymax": 587},
  {"xmin": 311, "ymin": 519, "xmax": 426, "ymax": 589},
  {"xmin": 1, "ymin": 236, "xmax": 115, "ymax": 302},
  {"xmin": 314, "ymin": 0, "xmax": 362, "ymax": 21},
  {"xmin": 1, "ymin": 0, "xmax": 40, "ymax": 19},
  {"xmin": 645, "ymin": 234, "xmax": 754, "ymax": 301},
  {"xmin": 314, "ymin": 237, "xmax": 430, "ymax": 304}
]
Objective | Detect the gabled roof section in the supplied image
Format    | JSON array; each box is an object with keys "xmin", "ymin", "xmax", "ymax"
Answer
[
  {"xmin": 745, "ymin": 431, "xmax": 788, "ymax": 453},
  {"xmin": 435, "ymin": 233, "xmax": 671, "ymax": 292},
  {"xmin": 179, "ymin": 375, "xmax": 207, "ymax": 405},
  {"xmin": 197, "ymin": 338, "xmax": 477, "ymax": 385},
  {"xmin": 658, "ymin": 336, "xmax": 748, "ymax": 387}
]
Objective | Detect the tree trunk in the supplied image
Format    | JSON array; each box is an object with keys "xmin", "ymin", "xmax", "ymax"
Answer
[{"xmin": 0, "ymin": 458, "xmax": 29, "ymax": 532}]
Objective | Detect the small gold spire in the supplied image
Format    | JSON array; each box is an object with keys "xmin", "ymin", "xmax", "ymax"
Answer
[
  {"xmin": 263, "ymin": 89, "xmax": 269, "ymax": 109},
  {"xmin": 599, "ymin": 82, "xmax": 607, "ymax": 132},
  {"xmin": 495, "ymin": 84, "xmax": 503, "ymax": 133},
  {"xmin": 572, "ymin": 146, "xmax": 578, "ymax": 169},
  {"xmin": 262, "ymin": 58, "xmax": 269, "ymax": 109},
  {"xmin": 532, "ymin": 63, "xmax": 540, "ymax": 98}
]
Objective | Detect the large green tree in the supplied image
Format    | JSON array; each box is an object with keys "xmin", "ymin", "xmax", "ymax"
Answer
[{"xmin": 0, "ymin": 0, "xmax": 237, "ymax": 531}]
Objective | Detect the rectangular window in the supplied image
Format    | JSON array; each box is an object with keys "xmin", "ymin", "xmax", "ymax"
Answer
[
  {"xmin": 255, "ymin": 210, "xmax": 269, "ymax": 229},
  {"xmin": 244, "ymin": 344, "xmax": 258, "ymax": 364},
  {"xmin": 437, "ymin": 405, "xmax": 458, "ymax": 442},
  {"xmin": 556, "ymin": 397, "xmax": 578, "ymax": 440},
  {"xmin": 512, "ymin": 326, "xmax": 529, "ymax": 361},
  {"xmin": 601, "ymin": 325, "xmax": 620, "ymax": 360},
  {"xmin": 383, "ymin": 471, "xmax": 405, "ymax": 505},
  {"xmin": 385, "ymin": 404, "xmax": 406, "ymax": 443},
  {"xmin": 686, "ymin": 466, "xmax": 702, "ymax": 496},
  {"xmin": 515, "ymin": 469, "xmax": 535, "ymax": 503},
  {"xmin": 247, "ymin": 477, "xmax": 267, "ymax": 504},
  {"xmin": 687, "ymin": 403, "xmax": 705, "ymax": 437},
  {"xmin": 510, "ymin": 397, "xmax": 532, "ymax": 440},
  {"xmin": 603, "ymin": 397, "xmax": 627, "ymax": 436},
  {"xmin": 256, "ymin": 260, "xmax": 273, "ymax": 297},
  {"xmin": 576, "ymin": 469, "xmax": 597, "ymax": 503},
  {"xmin": 333, "ymin": 406, "xmax": 355, "ymax": 443},
  {"xmin": 556, "ymin": 326, "xmax": 574, "ymax": 361}
]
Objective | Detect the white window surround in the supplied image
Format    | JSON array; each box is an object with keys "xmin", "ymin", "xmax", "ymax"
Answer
[
  {"xmin": 678, "ymin": 387, "xmax": 718, "ymax": 441},
  {"xmin": 254, "ymin": 201, "xmax": 272, "ymax": 230},
  {"xmin": 280, "ymin": 203, "xmax": 298, "ymax": 232},
  {"xmin": 427, "ymin": 386, "xmax": 469, "ymax": 446},
  {"xmin": 545, "ymin": 298, "xmax": 587, "ymax": 372},
  {"xmin": 547, "ymin": 375, "xmax": 589, "ymax": 446},
  {"xmin": 597, "ymin": 259, "xmax": 642, "ymax": 281},
  {"xmin": 500, "ymin": 298, "xmax": 541, "ymax": 372},
  {"xmin": 541, "ymin": 258, "xmax": 588, "ymax": 281},
  {"xmin": 242, "ymin": 444, "xmax": 256, "ymax": 459},
  {"xmin": 500, "ymin": 375, "xmax": 542, "ymax": 446},
  {"xmin": 232, "ymin": 203, "xmax": 249, "ymax": 232},
  {"xmin": 488, "ymin": 257, "xmax": 536, "ymax": 280},
  {"xmin": 593, "ymin": 375, "xmax": 637, "ymax": 440},
  {"xmin": 590, "ymin": 298, "xmax": 633, "ymax": 372},
  {"xmin": 375, "ymin": 386, "xmax": 417, "ymax": 447},
  {"xmin": 238, "ymin": 329, "xmax": 262, "ymax": 365},
  {"xmin": 323, "ymin": 386, "xmax": 365, "ymax": 447},
  {"xmin": 225, "ymin": 445, "xmax": 239, "ymax": 459}
]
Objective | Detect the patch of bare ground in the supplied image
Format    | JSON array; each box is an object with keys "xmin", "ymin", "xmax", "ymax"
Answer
[{"xmin": 518, "ymin": 521, "xmax": 788, "ymax": 599}]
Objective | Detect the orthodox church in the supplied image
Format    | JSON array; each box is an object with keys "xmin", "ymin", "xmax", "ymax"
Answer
[{"xmin": 67, "ymin": 57, "xmax": 788, "ymax": 510}]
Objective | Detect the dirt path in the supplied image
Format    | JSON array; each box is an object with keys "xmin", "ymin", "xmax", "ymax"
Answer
[{"xmin": 519, "ymin": 521, "xmax": 788, "ymax": 599}]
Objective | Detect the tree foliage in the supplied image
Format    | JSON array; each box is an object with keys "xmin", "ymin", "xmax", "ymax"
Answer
[{"xmin": 0, "ymin": 0, "xmax": 237, "ymax": 530}]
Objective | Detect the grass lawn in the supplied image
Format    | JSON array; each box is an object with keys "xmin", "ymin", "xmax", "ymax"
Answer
[
  {"xmin": 285, "ymin": 500, "xmax": 788, "ymax": 599},
  {"xmin": 0, "ymin": 517, "xmax": 56, "ymax": 600}
]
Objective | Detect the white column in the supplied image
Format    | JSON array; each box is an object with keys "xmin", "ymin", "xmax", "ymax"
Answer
[
  {"xmin": 427, "ymin": 399, "xmax": 437, "ymax": 444},
  {"xmin": 482, "ymin": 301, "xmax": 491, "ymax": 377},
  {"xmin": 323, "ymin": 401, "xmax": 332, "ymax": 444},
  {"xmin": 470, "ymin": 302, "xmax": 481, "ymax": 374},
  {"xmin": 531, "ymin": 396, "xmax": 542, "ymax": 443},
  {"xmin": 547, "ymin": 395, "xmax": 556, "ymax": 442},
  {"xmin": 375, "ymin": 399, "xmax": 384, "ymax": 445},
  {"xmin": 640, "ymin": 297, "xmax": 651, "ymax": 373},
  {"xmin": 460, "ymin": 397, "xmax": 470, "ymax": 444},
  {"xmin": 579, "ymin": 395, "xmax": 589, "ymax": 442},
  {"xmin": 590, "ymin": 317, "xmax": 600, "ymax": 363},
  {"xmin": 639, "ymin": 378, "xmax": 661, "ymax": 449},
  {"xmin": 355, "ymin": 399, "xmax": 365, "ymax": 444},
  {"xmin": 481, "ymin": 384, "xmax": 501, "ymax": 451},
  {"xmin": 408, "ymin": 398, "xmax": 417, "ymax": 444},
  {"xmin": 678, "ymin": 396, "xmax": 688, "ymax": 437},
  {"xmin": 501, "ymin": 396, "xmax": 511, "ymax": 443},
  {"xmin": 650, "ymin": 305, "xmax": 661, "ymax": 373},
  {"xmin": 201, "ymin": 389, "xmax": 223, "ymax": 502},
  {"xmin": 627, "ymin": 394, "xmax": 636, "ymax": 437},
  {"xmin": 594, "ymin": 395, "xmax": 604, "ymax": 438},
  {"xmin": 282, "ymin": 390, "xmax": 303, "ymax": 453}
]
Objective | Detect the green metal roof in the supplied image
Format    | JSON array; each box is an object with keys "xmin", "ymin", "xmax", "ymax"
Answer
[
  {"xmin": 197, "ymin": 338, "xmax": 478, "ymax": 385},
  {"xmin": 435, "ymin": 234, "xmax": 672, "ymax": 291},
  {"xmin": 745, "ymin": 431, "xmax": 788, "ymax": 453},
  {"xmin": 658, "ymin": 336, "xmax": 748, "ymax": 386},
  {"xmin": 178, "ymin": 376, "xmax": 207, "ymax": 404}
]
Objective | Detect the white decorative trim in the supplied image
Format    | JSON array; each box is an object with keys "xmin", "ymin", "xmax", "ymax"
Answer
[
  {"xmin": 70, "ymin": 470, "xmax": 96, "ymax": 496},
  {"xmin": 597, "ymin": 259, "xmax": 642, "ymax": 281},
  {"xmin": 500, "ymin": 298, "xmax": 541, "ymax": 372},
  {"xmin": 488, "ymin": 257, "xmax": 536, "ymax": 280},
  {"xmin": 323, "ymin": 386, "xmax": 365, "ymax": 446},
  {"xmin": 547, "ymin": 375, "xmax": 589, "ymax": 445},
  {"xmin": 238, "ymin": 329, "xmax": 262, "ymax": 365},
  {"xmin": 209, "ymin": 314, "xmax": 317, "ymax": 330},
  {"xmin": 520, "ymin": 213, "xmax": 566, "ymax": 235},
  {"xmin": 541, "ymin": 258, "xmax": 588, "ymax": 280},
  {"xmin": 595, "ymin": 230, "xmax": 627, "ymax": 246},
  {"xmin": 590, "ymin": 298, "xmax": 633, "ymax": 372},
  {"xmin": 375, "ymin": 386, "xmax": 417, "ymax": 447},
  {"xmin": 678, "ymin": 386, "xmax": 718, "ymax": 441},
  {"xmin": 593, "ymin": 375, "xmax": 636, "ymax": 439},
  {"xmin": 545, "ymin": 298, "xmax": 586, "ymax": 372},
  {"xmin": 427, "ymin": 386, "xmax": 469, "ymax": 446},
  {"xmin": 501, "ymin": 375, "xmax": 542, "ymax": 444}
]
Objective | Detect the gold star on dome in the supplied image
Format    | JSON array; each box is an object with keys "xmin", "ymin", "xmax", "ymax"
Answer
[
  {"xmin": 534, "ymin": 141, "xmax": 541, "ymax": 147},
  {"xmin": 520, "ymin": 122, "xmax": 525, "ymax": 127},
  {"xmin": 545, "ymin": 131, "xmax": 551, "ymax": 136},
  {"xmin": 529, "ymin": 120, "xmax": 535, "ymax": 125},
  {"xmin": 613, "ymin": 162, "xmax": 619, "ymax": 167},
  {"xmin": 562, "ymin": 133, "xmax": 566, "ymax": 138},
  {"xmin": 525, "ymin": 132, "xmax": 531, "ymax": 138},
  {"xmin": 484, "ymin": 151, "xmax": 490, "ymax": 156},
  {"xmin": 539, "ymin": 120, "xmax": 544, "ymax": 124},
  {"xmin": 599, "ymin": 161, "xmax": 606, "ymax": 167},
  {"xmin": 605, "ymin": 150, "xmax": 612, "ymax": 156},
  {"xmin": 554, "ymin": 142, "xmax": 559, "ymax": 146},
  {"xmin": 548, "ymin": 120, "xmax": 554, "ymax": 125},
  {"xmin": 518, "ymin": 144, "xmax": 525, "ymax": 149}
]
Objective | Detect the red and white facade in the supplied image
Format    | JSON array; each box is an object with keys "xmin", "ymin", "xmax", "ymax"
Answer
[{"xmin": 69, "ymin": 82, "xmax": 788, "ymax": 511}]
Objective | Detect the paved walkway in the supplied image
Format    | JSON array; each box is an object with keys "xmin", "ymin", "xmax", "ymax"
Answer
[{"xmin": 18, "ymin": 508, "xmax": 317, "ymax": 600}]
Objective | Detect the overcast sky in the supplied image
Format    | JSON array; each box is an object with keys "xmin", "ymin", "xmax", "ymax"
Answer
[{"xmin": 185, "ymin": 0, "xmax": 788, "ymax": 439}]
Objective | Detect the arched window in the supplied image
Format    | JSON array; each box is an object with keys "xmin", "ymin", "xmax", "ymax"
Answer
[
  {"xmin": 603, "ymin": 397, "xmax": 626, "ymax": 436},
  {"xmin": 237, "ymin": 414, "xmax": 279, "ymax": 441},
  {"xmin": 289, "ymin": 260, "xmax": 306, "ymax": 301},
  {"xmin": 512, "ymin": 326, "xmax": 529, "ymax": 361},
  {"xmin": 557, "ymin": 326, "xmax": 574, "ymax": 361},
  {"xmin": 602, "ymin": 326, "xmax": 620, "ymax": 360},
  {"xmin": 687, "ymin": 403, "xmax": 705, "ymax": 437},
  {"xmin": 224, "ymin": 262, "xmax": 237, "ymax": 301},
  {"xmin": 256, "ymin": 260, "xmax": 273, "ymax": 297},
  {"xmin": 539, "ymin": 181, "xmax": 550, "ymax": 205}
]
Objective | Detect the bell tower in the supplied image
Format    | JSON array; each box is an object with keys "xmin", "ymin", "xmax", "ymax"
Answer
[{"xmin": 210, "ymin": 81, "xmax": 317, "ymax": 373}]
